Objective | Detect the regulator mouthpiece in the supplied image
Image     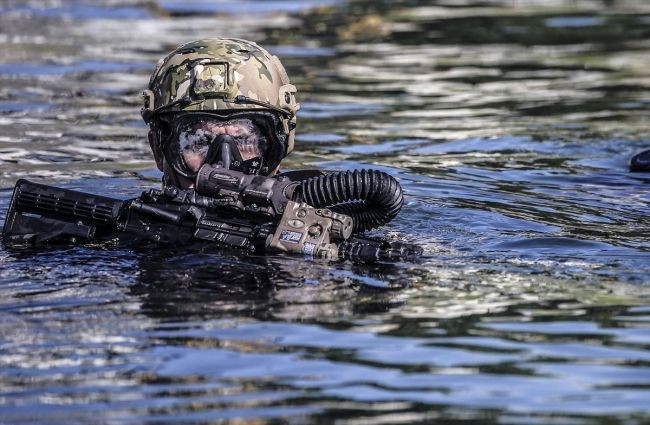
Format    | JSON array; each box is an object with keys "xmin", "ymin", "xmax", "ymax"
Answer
[
  {"xmin": 209, "ymin": 134, "xmax": 235, "ymax": 170},
  {"xmin": 208, "ymin": 133, "xmax": 266, "ymax": 175}
]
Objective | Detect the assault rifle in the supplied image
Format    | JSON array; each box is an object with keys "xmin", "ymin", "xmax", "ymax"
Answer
[{"xmin": 2, "ymin": 165, "xmax": 422, "ymax": 262}]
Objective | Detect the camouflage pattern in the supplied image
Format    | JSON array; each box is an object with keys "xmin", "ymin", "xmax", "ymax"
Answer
[{"xmin": 142, "ymin": 38, "xmax": 299, "ymax": 155}]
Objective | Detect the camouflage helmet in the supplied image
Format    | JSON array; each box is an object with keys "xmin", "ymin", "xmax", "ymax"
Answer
[{"xmin": 142, "ymin": 38, "xmax": 300, "ymax": 173}]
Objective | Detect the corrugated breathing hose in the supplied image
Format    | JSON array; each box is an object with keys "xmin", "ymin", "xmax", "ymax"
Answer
[{"xmin": 294, "ymin": 169, "xmax": 403, "ymax": 234}]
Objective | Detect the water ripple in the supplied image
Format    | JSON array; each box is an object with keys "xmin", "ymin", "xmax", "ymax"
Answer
[{"xmin": 2, "ymin": 0, "xmax": 650, "ymax": 423}]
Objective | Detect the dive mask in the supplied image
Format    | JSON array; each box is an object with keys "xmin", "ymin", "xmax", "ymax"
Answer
[{"xmin": 162, "ymin": 113, "xmax": 282, "ymax": 179}]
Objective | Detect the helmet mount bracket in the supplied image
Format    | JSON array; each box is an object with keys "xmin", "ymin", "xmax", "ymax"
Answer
[{"xmin": 190, "ymin": 61, "xmax": 233, "ymax": 100}]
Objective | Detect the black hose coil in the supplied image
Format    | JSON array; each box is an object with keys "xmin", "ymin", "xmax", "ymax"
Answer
[{"xmin": 295, "ymin": 169, "xmax": 403, "ymax": 234}]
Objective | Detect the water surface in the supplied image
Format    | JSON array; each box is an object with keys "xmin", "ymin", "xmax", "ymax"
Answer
[{"xmin": 1, "ymin": 0, "xmax": 650, "ymax": 423}]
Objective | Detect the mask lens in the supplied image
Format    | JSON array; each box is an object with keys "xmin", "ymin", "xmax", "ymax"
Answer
[
  {"xmin": 165, "ymin": 115, "xmax": 269, "ymax": 178},
  {"xmin": 178, "ymin": 124, "xmax": 213, "ymax": 173}
]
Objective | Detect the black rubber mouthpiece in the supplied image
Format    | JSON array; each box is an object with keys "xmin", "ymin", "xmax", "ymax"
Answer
[
  {"xmin": 207, "ymin": 134, "xmax": 266, "ymax": 175},
  {"xmin": 207, "ymin": 134, "xmax": 236, "ymax": 170}
]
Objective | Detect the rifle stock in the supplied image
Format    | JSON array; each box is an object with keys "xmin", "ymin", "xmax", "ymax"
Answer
[{"xmin": 3, "ymin": 180, "xmax": 124, "ymax": 245}]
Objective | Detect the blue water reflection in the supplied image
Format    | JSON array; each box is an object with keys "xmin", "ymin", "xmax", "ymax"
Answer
[{"xmin": 1, "ymin": 0, "xmax": 650, "ymax": 423}]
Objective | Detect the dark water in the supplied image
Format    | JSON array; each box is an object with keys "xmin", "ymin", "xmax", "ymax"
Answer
[{"xmin": 2, "ymin": 0, "xmax": 650, "ymax": 423}]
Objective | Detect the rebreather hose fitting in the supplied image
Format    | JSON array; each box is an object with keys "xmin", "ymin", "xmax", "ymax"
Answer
[{"xmin": 294, "ymin": 169, "xmax": 403, "ymax": 234}]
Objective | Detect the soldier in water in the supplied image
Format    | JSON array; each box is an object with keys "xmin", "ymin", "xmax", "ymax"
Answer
[
  {"xmin": 140, "ymin": 38, "xmax": 300, "ymax": 188},
  {"xmin": 2, "ymin": 37, "xmax": 420, "ymax": 261}
]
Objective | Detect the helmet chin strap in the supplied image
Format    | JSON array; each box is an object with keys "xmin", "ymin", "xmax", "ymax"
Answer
[{"xmin": 162, "ymin": 160, "xmax": 188, "ymax": 189}]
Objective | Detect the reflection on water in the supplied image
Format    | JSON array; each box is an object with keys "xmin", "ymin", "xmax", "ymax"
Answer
[{"xmin": 1, "ymin": 0, "xmax": 650, "ymax": 423}]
